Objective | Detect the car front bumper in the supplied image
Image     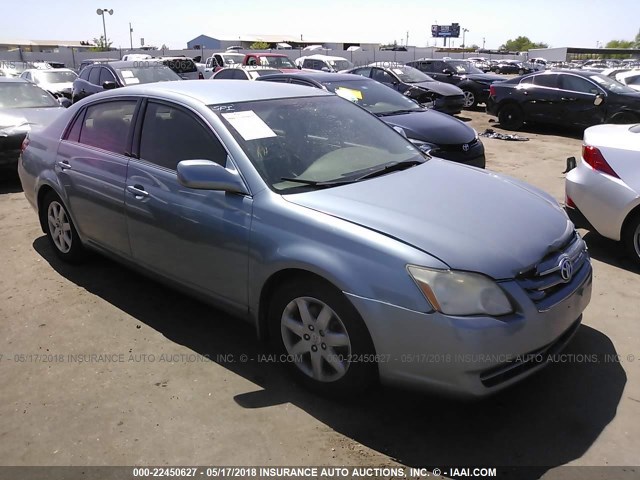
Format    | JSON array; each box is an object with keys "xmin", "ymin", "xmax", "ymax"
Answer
[
  {"xmin": 433, "ymin": 95, "xmax": 465, "ymax": 115},
  {"xmin": 345, "ymin": 262, "xmax": 592, "ymax": 398},
  {"xmin": 0, "ymin": 134, "xmax": 25, "ymax": 166}
]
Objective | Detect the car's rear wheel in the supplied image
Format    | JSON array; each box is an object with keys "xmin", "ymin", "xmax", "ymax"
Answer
[
  {"xmin": 495, "ymin": 68, "xmax": 501, "ymax": 74},
  {"xmin": 610, "ymin": 112, "xmax": 639, "ymax": 124},
  {"xmin": 462, "ymin": 89, "xmax": 478, "ymax": 108},
  {"xmin": 498, "ymin": 103, "xmax": 525, "ymax": 130},
  {"xmin": 623, "ymin": 212, "xmax": 640, "ymax": 265},
  {"xmin": 518, "ymin": 69, "xmax": 525, "ymax": 75},
  {"xmin": 268, "ymin": 277, "xmax": 377, "ymax": 396},
  {"xmin": 42, "ymin": 191, "xmax": 85, "ymax": 263}
]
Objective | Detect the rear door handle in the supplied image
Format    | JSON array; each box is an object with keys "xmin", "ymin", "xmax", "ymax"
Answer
[
  {"xmin": 127, "ymin": 185, "xmax": 149, "ymax": 198},
  {"xmin": 56, "ymin": 160, "xmax": 71, "ymax": 170}
]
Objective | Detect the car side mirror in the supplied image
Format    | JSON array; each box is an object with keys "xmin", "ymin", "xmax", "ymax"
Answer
[
  {"xmin": 177, "ymin": 159, "xmax": 249, "ymax": 194},
  {"xmin": 102, "ymin": 81, "xmax": 117, "ymax": 90},
  {"xmin": 58, "ymin": 97, "xmax": 72, "ymax": 108},
  {"xmin": 594, "ymin": 94, "xmax": 604, "ymax": 106},
  {"xmin": 321, "ymin": 67, "xmax": 331, "ymax": 72}
]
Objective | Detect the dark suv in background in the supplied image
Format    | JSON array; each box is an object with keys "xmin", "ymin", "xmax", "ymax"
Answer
[{"xmin": 406, "ymin": 58, "xmax": 504, "ymax": 108}]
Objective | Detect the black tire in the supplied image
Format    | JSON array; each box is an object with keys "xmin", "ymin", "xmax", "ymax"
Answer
[
  {"xmin": 462, "ymin": 89, "xmax": 478, "ymax": 109},
  {"xmin": 495, "ymin": 68, "xmax": 501, "ymax": 74},
  {"xmin": 498, "ymin": 103, "xmax": 525, "ymax": 130},
  {"xmin": 268, "ymin": 277, "xmax": 377, "ymax": 396},
  {"xmin": 518, "ymin": 69, "xmax": 525, "ymax": 75},
  {"xmin": 623, "ymin": 212, "xmax": 640, "ymax": 266},
  {"xmin": 610, "ymin": 112, "xmax": 639, "ymax": 125},
  {"xmin": 41, "ymin": 190, "xmax": 85, "ymax": 263}
]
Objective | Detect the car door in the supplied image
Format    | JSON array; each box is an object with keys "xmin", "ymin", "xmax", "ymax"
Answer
[
  {"xmin": 55, "ymin": 99, "xmax": 139, "ymax": 255},
  {"xmin": 349, "ymin": 67, "xmax": 372, "ymax": 78},
  {"xmin": 371, "ymin": 68, "xmax": 399, "ymax": 89},
  {"xmin": 557, "ymin": 74, "xmax": 606, "ymax": 126},
  {"xmin": 425, "ymin": 61, "xmax": 451, "ymax": 83},
  {"xmin": 73, "ymin": 66, "xmax": 93, "ymax": 101},
  {"xmin": 522, "ymin": 73, "xmax": 563, "ymax": 123},
  {"xmin": 125, "ymin": 100, "xmax": 251, "ymax": 309}
]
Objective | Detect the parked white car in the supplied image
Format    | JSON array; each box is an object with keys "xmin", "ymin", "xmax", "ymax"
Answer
[
  {"xmin": 19, "ymin": 68, "xmax": 77, "ymax": 98},
  {"xmin": 565, "ymin": 123, "xmax": 640, "ymax": 262},
  {"xmin": 615, "ymin": 70, "xmax": 640, "ymax": 92},
  {"xmin": 296, "ymin": 54, "xmax": 353, "ymax": 72}
]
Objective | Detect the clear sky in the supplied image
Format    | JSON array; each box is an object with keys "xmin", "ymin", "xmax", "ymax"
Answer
[{"xmin": 1, "ymin": 0, "xmax": 638, "ymax": 50}]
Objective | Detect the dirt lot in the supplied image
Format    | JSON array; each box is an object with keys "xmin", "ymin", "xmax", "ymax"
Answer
[{"xmin": 0, "ymin": 110, "xmax": 639, "ymax": 478}]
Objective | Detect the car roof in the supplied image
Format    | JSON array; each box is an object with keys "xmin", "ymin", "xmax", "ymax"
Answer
[
  {"xmin": 23, "ymin": 68, "xmax": 75, "ymax": 73},
  {"xmin": 95, "ymin": 79, "xmax": 331, "ymax": 104}
]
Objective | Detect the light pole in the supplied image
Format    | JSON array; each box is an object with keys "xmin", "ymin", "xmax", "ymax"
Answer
[
  {"xmin": 462, "ymin": 28, "xmax": 469, "ymax": 48},
  {"xmin": 129, "ymin": 23, "xmax": 133, "ymax": 50},
  {"xmin": 96, "ymin": 8, "xmax": 114, "ymax": 51}
]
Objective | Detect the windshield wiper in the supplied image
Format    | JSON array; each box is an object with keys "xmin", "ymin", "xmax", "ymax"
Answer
[
  {"xmin": 377, "ymin": 109, "xmax": 421, "ymax": 117},
  {"xmin": 280, "ymin": 177, "xmax": 355, "ymax": 188},
  {"xmin": 350, "ymin": 159, "xmax": 425, "ymax": 181}
]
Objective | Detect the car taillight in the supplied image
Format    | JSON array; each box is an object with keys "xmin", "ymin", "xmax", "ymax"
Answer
[
  {"xmin": 198, "ymin": 71, "xmax": 204, "ymax": 79},
  {"xmin": 489, "ymin": 85, "xmax": 496, "ymax": 96},
  {"xmin": 565, "ymin": 194, "xmax": 576, "ymax": 209},
  {"xmin": 582, "ymin": 145, "xmax": 619, "ymax": 178},
  {"xmin": 20, "ymin": 136, "xmax": 29, "ymax": 153}
]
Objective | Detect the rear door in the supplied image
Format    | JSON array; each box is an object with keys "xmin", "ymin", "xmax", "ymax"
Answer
[
  {"xmin": 55, "ymin": 98, "xmax": 139, "ymax": 255},
  {"xmin": 522, "ymin": 73, "xmax": 563, "ymax": 122},
  {"xmin": 124, "ymin": 100, "xmax": 252, "ymax": 308},
  {"xmin": 557, "ymin": 74, "xmax": 606, "ymax": 126}
]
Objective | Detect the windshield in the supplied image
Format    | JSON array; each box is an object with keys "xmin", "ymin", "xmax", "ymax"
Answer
[
  {"xmin": 261, "ymin": 56, "xmax": 296, "ymax": 69},
  {"xmin": 213, "ymin": 95, "xmax": 425, "ymax": 193},
  {"xmin": 0, "ymin": 82, "xmax": 59, "ymax": 108},
  {"xmin": 115, "ymin": 65, "xmax": 181, "ymax": 85},
  {"xmin": 322, "ymin": 79, "xmax": 422, "ymax": 115},
  {"xmin": 393, "ymin": 65, "xmax": 434, "ymax": 83},
  {"xmin": 36, "ymin": 70, "xmax": 77, "ymax": 83},
  {"xmin": 589, "ymin": 73, "xmax": 637, "ymax": 94},
  {"xmin": 162, "ymin": 58, "xmax": 197, "ymax": 73},
  {"xmin": 447, "ymin": 60, "xmax": 483, "ymax": 74}
]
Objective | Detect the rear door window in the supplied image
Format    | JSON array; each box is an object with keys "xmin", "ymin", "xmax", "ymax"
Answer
[{"xmin": 78, "ymin": 100, "xmax": 137, "ymax": 154}]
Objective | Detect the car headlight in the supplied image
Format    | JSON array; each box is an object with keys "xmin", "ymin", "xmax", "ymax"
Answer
[
  {"xmin": 408, "ymin": 138, "xmax": 436, "ymax": 154},
  {"xmin": 407, "ymin": 265, "xmax": 513, "ymax": 316}
]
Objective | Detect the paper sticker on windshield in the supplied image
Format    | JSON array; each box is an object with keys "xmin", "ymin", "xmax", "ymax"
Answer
[
  {"xmin": 222, "ymin": 110, "xmax": 276, "ymax": 141},
  {"xmin": 121, "ymin": 70, "xmax": 134, "ymax": 78},
  {"xmin": 393, "ymin": 68, "xmax": 404, "ymax": 75},
  {"xmin": 124, "ymin": 77, "xmax": 140, "ymax": 85},
  {"xmin": 335, "ymin": 87, "xmax": 363, "ymax": 102}
]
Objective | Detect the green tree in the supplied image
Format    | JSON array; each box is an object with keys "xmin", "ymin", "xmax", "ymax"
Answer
[
  {"xmin": 250, "ymin": 41, "xmax": 269, "ymax": 50},
  {"xmin": 91, "ymin": 35, "xmax": 112, "ymax": 52},
  {"xmin": 500, "ymin": 36, "xmax": 548, "ymax": 52},
  {"xmin": 604, "ymin": 39, "xmax": 635, "ymax": 58}
]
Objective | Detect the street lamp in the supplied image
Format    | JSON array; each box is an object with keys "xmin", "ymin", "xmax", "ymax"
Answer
[
  {"xmin": 96, "ymin": 8, "xmax": 114, "ymax": 51},
  {"xmin": 462, "ymin": 28, "xmax": 469, "ymax": 48}
]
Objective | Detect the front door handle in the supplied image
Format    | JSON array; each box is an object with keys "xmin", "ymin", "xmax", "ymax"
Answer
[
  {"xmin": 127, "ymin": 185, "xmax": 149, "ymax": 198},
  {"xmin": 561, "ymin": 97, "xmax": 577, "ymax": 102},
  {"xmin": 56, "ymin": 160, "xmax": 71, "ymax": 170}
]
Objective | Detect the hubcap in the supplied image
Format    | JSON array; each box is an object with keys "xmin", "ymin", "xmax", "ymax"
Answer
[
  {"xmin": 280, "ymin": 296, "xmax": 351, "ymax": 383},
  {"xmin": 634, "ymin": 224, "xmax": 640, "ymax": 259},
  {"xmin": 47, "ymin": 201, "xmax": 72, "ymax": 253},
  {"xmin": 463, "ymin": 91, "xmax": 475, "ymax": 107}
]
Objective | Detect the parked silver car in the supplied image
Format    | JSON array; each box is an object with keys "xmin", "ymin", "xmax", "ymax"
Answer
[{"xmin": 18, "ymin": 81, "xmax": 592, "ymax": 397}]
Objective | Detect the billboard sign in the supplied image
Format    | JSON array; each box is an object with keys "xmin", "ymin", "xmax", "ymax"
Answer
[{"xmin": 431, "ymin": 23, "xmax": 460, "ymax": 38}]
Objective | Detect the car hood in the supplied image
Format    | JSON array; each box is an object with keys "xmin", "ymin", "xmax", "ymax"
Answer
[
  {"xmin": 284, "ymin": 159, "xmax": 573, "ymax": 279},
  {"xmin": 382, "ymin": 109, "xmax": 475, "ymax": 145},
  {"xmin": 0, "ymin": 107, "xmax": 64, "ymax": 134},
  {"xmin": 463, "ymin": 73, "xmax": 504, "ymax": 83},
  {"xmin": 410, "ymin": 81, "xmax": 464, "ymax": 96}
]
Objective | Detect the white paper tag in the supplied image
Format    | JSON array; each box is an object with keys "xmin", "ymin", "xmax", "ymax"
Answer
[
  {"xmin": 124, "ymin": 77, "xmax": 140, "ymax": 85},
  {"xmin": 222, "ymin": 111, "xmax": 277, "ymax": 141},
  {"xmin": 121, "ymin": 70, "xmax": 134, "ymax": 78}
]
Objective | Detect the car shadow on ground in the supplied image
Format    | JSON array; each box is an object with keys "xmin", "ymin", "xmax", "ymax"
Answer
[
  {"xmin": 0, "ymin": 168, "xmax": 22, "ymax": 194},
  {"xmin": 34, "ymin": 237, "xmax": 626, "ymax": 479},
  {"xmin": 581, "ymin": 231, "xmax": 640, "ymax": 274},
  {"xmin": 492, "ymin": 122, "xmax": 585, "ymax": 140}
]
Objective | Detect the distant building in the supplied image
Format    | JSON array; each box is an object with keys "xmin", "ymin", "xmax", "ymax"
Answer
[{"xmin": 529, "ymin": 46, "xmax": 640, "ymax": 62}]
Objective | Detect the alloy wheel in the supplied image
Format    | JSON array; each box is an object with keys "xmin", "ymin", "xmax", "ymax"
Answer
[{"xmin": 47, "ymin": 201, "xmax": 72, "ymax": 253}]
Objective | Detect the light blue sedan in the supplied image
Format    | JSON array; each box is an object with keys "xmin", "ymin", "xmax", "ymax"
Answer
[{"xmin": 18, "ymin": 80, "xmax": 592, "ymax": 397}]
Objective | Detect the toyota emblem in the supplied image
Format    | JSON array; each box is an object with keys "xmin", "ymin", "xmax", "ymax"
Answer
[
  {"xmin": 462, "ymin": 143, "xmax": 469, "ymax": 152},
  {"xmin": 559, "ymin": 256, "xmax": 573, "ymax": 282}
]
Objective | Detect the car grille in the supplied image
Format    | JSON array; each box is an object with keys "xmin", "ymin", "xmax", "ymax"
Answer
[
  {"xmin": 516, "ymin": 232, "xmax": 590, "ymax": 311},
  {"xmin": 431, "ymin": 137, "xmax": 479, "ymax": 153}
]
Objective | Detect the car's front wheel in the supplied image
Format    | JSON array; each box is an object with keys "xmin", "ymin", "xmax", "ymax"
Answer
[
  {"xmin": 42, "ymin": 191, "xmax": 85, "ymax": 262},
  {"xmin": 498, "ymin": 103, "xmax": 525, "ymax": 130},
  {"xmin": 623, "ymin": 212, "xmax": 640, "ymax": 265},
  {"xmin": 462, "ymin": 89, "xmax": 478, "ymax": 108},
  {"xmin": 268, "ymin": 277, "xmax": 377, "ymax": 396}
]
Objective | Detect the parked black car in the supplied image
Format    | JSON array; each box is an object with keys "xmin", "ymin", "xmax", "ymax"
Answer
[
  {"xmin": 491, "ymin": 60, "xmax": 534, "ymax": 75},
  {"xmin": 406, "ymin": 58, "xmax": 504, "ymax": 108},
  {"xmin": 344, "ymin": 63, "xmax": 466, "ymax": 115},
  {"xmin": 72, "ymin": 61, "xmax": 181, "ymax": 103},
  {"xmin": 486, "ymin": 70, "xmax": 640, "ymax": 130},
  {"xmin": 256, "ymin": 72, "xmax": 485, "ymax": 168}
]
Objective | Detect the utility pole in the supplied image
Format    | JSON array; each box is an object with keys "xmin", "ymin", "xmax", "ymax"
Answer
[
  {"xmin": 406, "ymin": 31, "xmax": 409, "ymax": 47},
  {"xmin": 129, "ymin": 23, "xmax": 133, "ymax": 50},
  {"xmin": 462, "ymin": 28, "xmax": 469, "ymax": 48},
  {"xmin": 483, "ymin": 37, "xmax": 486, "ymax": 49}
]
